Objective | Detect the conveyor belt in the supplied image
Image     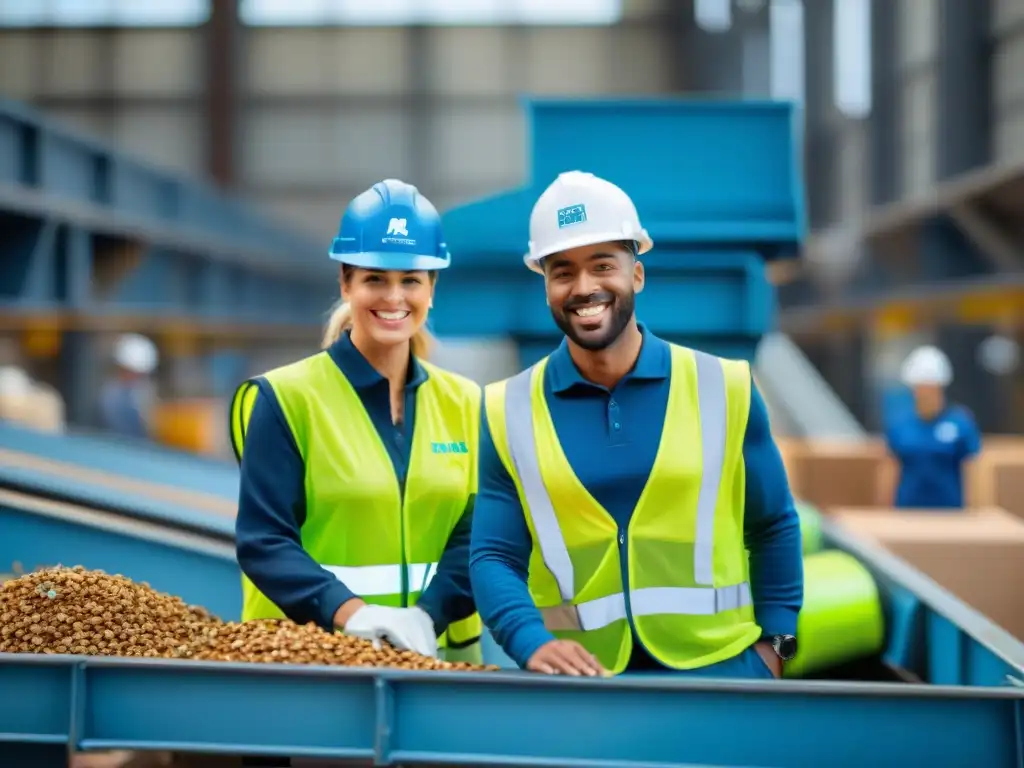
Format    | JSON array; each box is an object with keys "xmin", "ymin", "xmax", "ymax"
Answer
[
  {"xmin": 822, "ymin": 517, "xmax": 1024, "ymax": 688},
  {"xmin": 0, "ymin": 486, "xmax": 240, "ymax": 618},
  {"xmin": 1, "ymin": 430, "xmax": 1023, "ymax": 765},
  {"xmin": 0, "ymin": 429, "xmax": 242, "ymax": 620},
  {"xmin": 0, "ymin": 508, "xmax": 1022, "ymax": 766},
  {"xmin": 0, "ymin": 423, "xmax": 239, "ymax": 500},
  {"xmin": 0, "ymin": 654, "xmax": 1022, "ymax": 768},
  {"xmin": 0, "ymin": 446, "xmax": 234, "ymax": 539}
]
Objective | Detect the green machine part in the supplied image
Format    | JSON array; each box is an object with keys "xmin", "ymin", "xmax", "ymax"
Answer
[
  {"xmin": 797, "ymin": 501, "xmax": 824, "ymax": 554},
  {"xmin": 784, "ymin": 549, "xmax": 886, "ymax": 678}
]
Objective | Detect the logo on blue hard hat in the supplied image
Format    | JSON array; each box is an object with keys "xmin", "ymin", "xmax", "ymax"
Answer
[
  {"xmin": 557, "ymin": 204, "xmax": 587, "ymax": 229},
  {"xmin": 382, "ymin": 217, "xmax": 417, "ymax": 248}
]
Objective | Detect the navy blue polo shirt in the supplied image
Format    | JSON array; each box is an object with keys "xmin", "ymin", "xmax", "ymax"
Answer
[
  {"xmin": 469, "ymin": 325, "xmax": 804, "ymax": 670},
  {"xmin": 884, "ymin": 399, "xmax": 981, "ymax": 508},
  {"xmin": 234, "ymin": 331, "xmax": 475, "ymax": 632}
]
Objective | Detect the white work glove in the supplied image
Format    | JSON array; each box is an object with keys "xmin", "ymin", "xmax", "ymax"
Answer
[{"xmin": 344, "ymin": 605, "xmax": 438, "ymax": 658}]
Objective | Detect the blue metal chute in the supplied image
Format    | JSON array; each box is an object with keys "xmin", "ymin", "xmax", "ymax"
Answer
[
  {"xmin": 0, "ymin": 655, "xmax": 1022, "ymax": 767},
  {"xmin": 436, "ymin": 97, "xmax": 805, "ymax": 365},
  {"xmin": 0, "ymin": 422, "xmax": 243, "ymax": 619},
  {"xmin": 0, "ymin": 423, "xmax": 238, "ymax": 499},
  {"xmin": 444, "ymin": 98, "xmax": 805, "ymax": 258},
  {"xmin": 0, "ymin": 97, "xmax": 334, "ymax": 335}
]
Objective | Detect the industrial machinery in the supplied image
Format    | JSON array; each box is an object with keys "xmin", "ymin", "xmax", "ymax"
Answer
[
  {"xmin": 435, "ymin": 98, "xmax": 801, "ymax": 365},
  {"xmin": 1, "ymin": 97, "xmax": 1023, "ymax": 767},
  {"xmin": 0, "ymin": 98, "xmax": 330, "ymax": 331}
]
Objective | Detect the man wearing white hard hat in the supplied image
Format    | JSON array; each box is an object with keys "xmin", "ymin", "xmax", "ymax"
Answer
[
  {"xmin": 99, "ymin": 333, "xmax": 159, "ymax": 438},
  {"xmin": 884, "ymin": 345, "xmax": 981, "ymax": 509},
  {"xmin": 470, "ymin": 171, "xmax": 803, "ymax": 678}
]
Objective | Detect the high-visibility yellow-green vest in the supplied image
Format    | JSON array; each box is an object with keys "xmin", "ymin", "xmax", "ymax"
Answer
[
  {"xmin": 229, "ymin": 351, "xmax": 483, "ymax": 657},
  {"xmin": 483, "ymin": 343, "xmax": 761, "ymax": 674}
]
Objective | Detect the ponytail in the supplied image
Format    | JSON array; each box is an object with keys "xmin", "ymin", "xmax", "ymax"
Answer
[
  {"xmin": 411, "ymin": 326, "xmax": 436, "ymax": 360},
  {"xmin": 321, "ymin": 298, "xmax": 436, "ymax": 360},
  {"xmin": 321, "ymin": 299, "xmax": 353, "ymax": 349}
]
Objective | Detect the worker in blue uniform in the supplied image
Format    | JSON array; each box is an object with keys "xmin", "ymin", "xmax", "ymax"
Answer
[
  {"xmin": 99, "ymin": 333, "xmax": 158, "ymax": 439},
  {"xmin": 884, "ymin": 344, "xmax": 981, "ymax": 509},
  {"xmin": 229, "ymin": 179, "xmax": 482, "ymax": 663},
  {"xmin": 470, "ymin": 171, "xmax": 803, "ymax": 678}
]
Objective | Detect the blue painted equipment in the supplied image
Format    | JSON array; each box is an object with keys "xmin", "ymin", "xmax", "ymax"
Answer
[
  {"xmin": 2, "ymin": 97, "xmax": 1024, "ymax": 766},
  {"xmin": 0, "ymin": 422, "xmax": 243, "ymax": 619},
  {"xmin": 435, "ymin": 97, "xmax": 804, "ymax": 366},
  {"xmin": 0, "ymin": 97, "xmax": 332, "ymax": 333},
  {"xmin": 0, "ymin": 423, "xmax": 238, "ymax": 499},
  {"xmin": 1, "ymin": 654, "xmax": 1023, "ymax": 768},
  {"xmin": 330, "ymin": 178, "xmax": 452, "ymax": 271}
]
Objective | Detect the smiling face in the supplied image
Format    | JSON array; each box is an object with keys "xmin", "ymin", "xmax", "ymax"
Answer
[
  {"xmin": 542, "ymin": 241, "xmax": 644, "ymax": 351},
  {"xmin": 341, "ymin": 266, "xmax": 434, "ymax": 348}
]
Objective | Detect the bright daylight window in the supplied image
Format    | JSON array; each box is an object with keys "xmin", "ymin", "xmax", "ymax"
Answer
[
  {"xmin": 0, "ymin": 0, "xmax": 209, "ymax": 26},
  {"xmin": 239, "ymin": 0, "xmax": 622, "ymax": 26},
  {"xmin": 833, "ymin": 0, "xmax": 872, "ymax": 117}
]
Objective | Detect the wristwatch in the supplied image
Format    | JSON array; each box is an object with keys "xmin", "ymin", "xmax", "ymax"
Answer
[{"xmin": 770, "ymin": 634, "xmax": 798, "ymax": 661}]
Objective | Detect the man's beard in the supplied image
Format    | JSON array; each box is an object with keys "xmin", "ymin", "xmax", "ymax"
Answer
[{"xmin": 551, "ymin": 290, "xmax": 635, "ymax": 351}]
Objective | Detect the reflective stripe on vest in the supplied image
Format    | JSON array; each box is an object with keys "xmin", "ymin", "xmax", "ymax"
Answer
[
  {"xmin": 321, "ymin": 562, "xmax": 437, "ymax": 597},
  {"xmin": 504, "ymin": 349, "xmax": 752, "ymax": 632}
]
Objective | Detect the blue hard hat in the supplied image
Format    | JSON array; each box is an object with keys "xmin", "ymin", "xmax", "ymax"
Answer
[{"xmin": 329, "ymin": 179, "xmax": 451, "ymax": 271}]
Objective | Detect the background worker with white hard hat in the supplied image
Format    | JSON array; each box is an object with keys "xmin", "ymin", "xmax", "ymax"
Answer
[
  {"xmin": 98, "ymin": 332, "xmax": 159, "ymax": 438},
  {"xmin": 883, "ymin": 344, "xmax": 981, "ymax": 509},
  {"xmin": 229, "ymin": 179, "xmax": 483, "ymax": 667},
  {"xmin": 470, "ymin": 171, "xmax": 803, "ymax": 678}
]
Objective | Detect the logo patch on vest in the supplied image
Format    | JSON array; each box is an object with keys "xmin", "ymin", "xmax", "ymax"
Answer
[{"xmin": 432, "ymin": 441, "xmax": 469, "ymax": 454}]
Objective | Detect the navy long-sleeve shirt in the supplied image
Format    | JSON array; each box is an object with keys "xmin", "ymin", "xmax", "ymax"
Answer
[
  {"xmin": 234, "ymin": 331, "xmax": 476, "ymax": 634},
  {"xmin": 470, "ymin": 325, "xmax": 804, "ymax": 669}
]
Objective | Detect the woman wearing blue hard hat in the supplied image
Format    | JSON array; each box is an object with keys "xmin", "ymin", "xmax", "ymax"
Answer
[
  {"xmin": 883, "ymin": 344, "xmax": 982, "ymax": 509},
  {"xmin": 229, "ymin": 179, "xmax": 483, "ymax": 663}
]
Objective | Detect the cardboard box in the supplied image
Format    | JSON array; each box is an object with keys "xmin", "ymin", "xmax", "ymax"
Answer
[
  {"xmin": 776, "ymin": 438, "xmax": 889, "ymax": 509},
  {"xmin": 992, "ymin": 463, "xmax": 1024, "ymax": 523},
  {"xmin": 830, "ymin": 507, "xmax": 1024, "ymax": 641},
  {"xmin": 965, "ymin": 440, "xmax": 1024, "ymax": 521},
  {"xmin": 776, "ymin": 436, "xmax": 1024, "ymax": 515}
]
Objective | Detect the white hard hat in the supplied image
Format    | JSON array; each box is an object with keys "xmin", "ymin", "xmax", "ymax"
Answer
[
  {"xmin": 114, "ymin": 333, "xmax": 158, "ymax": 375},
  {"xmin": 900, "ymin": 345, "xmax": 952, "ymax": 387},
  {"xmin": 524, "ymin": 171, "xmax": 653, "ymax": 274}
]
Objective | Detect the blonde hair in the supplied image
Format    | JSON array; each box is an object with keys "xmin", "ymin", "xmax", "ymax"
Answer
[{"xmin": 321, "ymin": 298, "xmax": 435, "ymax": 359}]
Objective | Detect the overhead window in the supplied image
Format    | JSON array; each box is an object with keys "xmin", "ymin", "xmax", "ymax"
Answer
[
  {"xmin": 0, "ymin": 0, "xmax": 209, "ymax": 26},
  {"xmin": 770, "ymin": 0, "xmax": 804, "ymax": 104},
  {"xmin": 833, "ymin": 0, "xmax": 873, "ymax": 117},
  {"xmin": 239, "ymin": 0, "xmax": 622, "ymax": 26},
  {"xmin": 694, "ymin": 0, "xmax": 731, "ymax": 33}
]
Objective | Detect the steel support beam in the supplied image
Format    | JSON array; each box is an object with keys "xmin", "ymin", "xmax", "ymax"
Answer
[
  {"xmin": 205, "ymin": 0, "xmax": 241, "ymax": 187},
  {"xmin": 669, "ymin": 0, "xmax": 697, "ymax": 93},
  {"xmin": 802, "ymin": 0, "xmax": 835, "ymax": 228},
  {"xmin": 685, "ymin": 1, "xmax": 770, "ymax": 96},
  {"xmin": 947, "ymin": 203, "xmax": 1023, "ymax": 272},
  {"xmin": 407, "ymin": 25, "xmax": 431, "ymax": 194},
  {"xmin": 56, "ymin": 227, "xmax": 96, "ymax": 426},
  {"xmin": 868, "ymin": 0, "xmax": 898, "ymax": 206},
  {"xmin": 918, "ymin": 218, "xmax": 990, "ymax": 280},
  {"xmin": 936, "ymin": 0, "xmax": 992, "ymax": 179}
]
